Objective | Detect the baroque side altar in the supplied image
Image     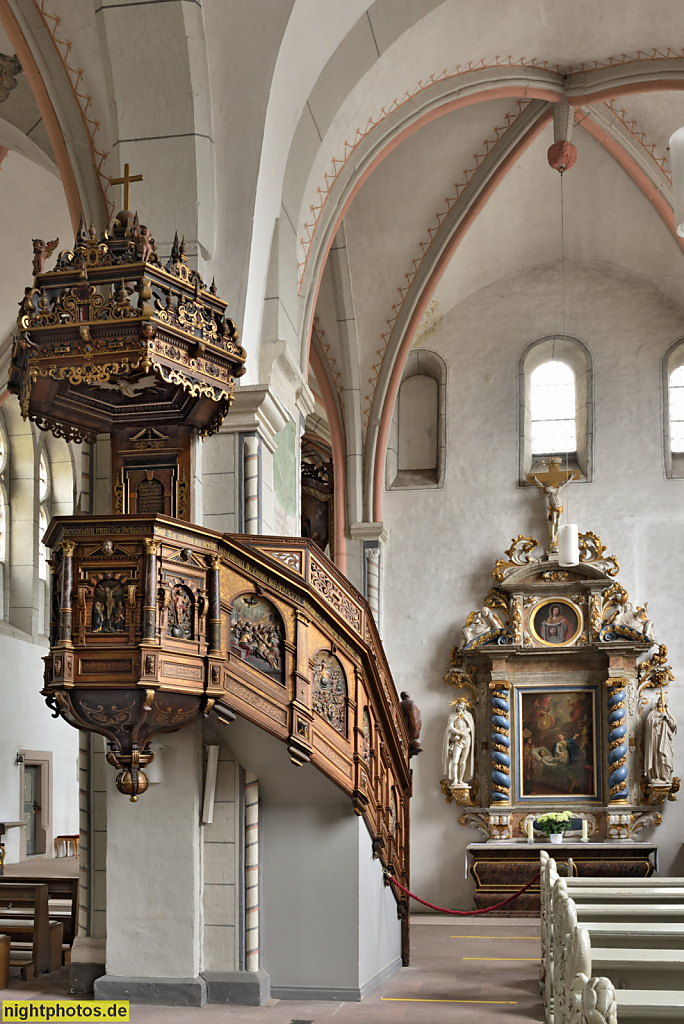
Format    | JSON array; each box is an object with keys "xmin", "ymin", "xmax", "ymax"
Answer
[{"xmin": 439, "ymin": 529, "xmax": 678, "ymax": 845}]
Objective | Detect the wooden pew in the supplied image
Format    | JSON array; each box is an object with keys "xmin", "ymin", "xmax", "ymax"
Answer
[
  {"xmin": 540, "ymin": 853, "xmax": 684, "ymax": 1016},
  {"xmin": 541, "ymin": 854, "xmax": 684, "ymax": 1023},
  {"xmin": 584, "ymin": 921, "xmax": 684, "ymax": 950},
  {"xmin": 0, "ymin": 883, "xmax": 63, "ymax": 978},
  {"xmin": 553, "ymin": 889, "xmax": 684, "ymax": 1024},
  {"xmin": 0, "ymin": 876, "xmax": 78, "ymax": 947},
  {"xmin": 580, "ymin": 979, "xmax": 684, "ymax": 1024},
  {"xmin": 0, "ymin": 933, "xmax": 9, "ymax": 989}
]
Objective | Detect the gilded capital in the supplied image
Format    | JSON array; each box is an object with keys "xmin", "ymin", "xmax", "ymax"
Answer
[{"xmin": 61, "ymin": 539, "xmax": 77, "ymax": 557}]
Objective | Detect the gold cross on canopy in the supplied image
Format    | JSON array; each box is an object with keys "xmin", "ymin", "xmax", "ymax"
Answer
[
  {"xmin": 110, "ymin": 163, "xmax": 143, "ymax": 210},
  {"xmin": 527, "ymin": 457, "xmax": 580, "ymax": 553}
]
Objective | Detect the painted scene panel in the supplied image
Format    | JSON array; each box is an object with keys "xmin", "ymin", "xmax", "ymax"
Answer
[
  {"xmin": 230, "ymin": 594, "xmax": 284, "ymax": 683},
  {"xmin": 520, "ymin": 689, "xmax": 596, "ymax": 797}
]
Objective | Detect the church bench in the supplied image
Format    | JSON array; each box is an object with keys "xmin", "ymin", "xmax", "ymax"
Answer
[
  {"xmin": 0, "ymin": 883, "xmax": 62, "ymax": 978},
  {"xmin": 0, "ymin": 933, "xmax": 9, "ymax": 989},
  {"xmin": 581, "ymin": 920, "xmax": 684, "ymax": 949},
  {"xmin": 553, "ymin": 905, "xmax": 684, "ymax": 1023},
  {"xmin": 577, "ymin": 977, "xmax": 684, "ymax": 1024},
  {"xmin": 0, "ymin": 876, "xmax": 78, "ymax": 947},
  {"xmin": 574, "ymin": 901, "xmax": 684, "ymax": 923},
  {"xmin": 589, "ymin": 947, "xmax": 684, "ymax": 989},
  {"xmin": 544, "ymin": 877, "xmax": 684, "ymax": 1022}
]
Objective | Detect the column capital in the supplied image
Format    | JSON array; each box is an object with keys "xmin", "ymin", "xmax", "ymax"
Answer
[
  {"xmin": 222, "ymin": 385, "xmax": 290, "ymax": 453},
  {"xmin": 350, "ymin": 522, "xmax": 389, "ymax": 544}
]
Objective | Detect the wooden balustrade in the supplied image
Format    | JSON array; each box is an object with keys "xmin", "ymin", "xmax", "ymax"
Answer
[{"xmin": 42, "ymin": 515, "xmax": 411, "ymax": 910}]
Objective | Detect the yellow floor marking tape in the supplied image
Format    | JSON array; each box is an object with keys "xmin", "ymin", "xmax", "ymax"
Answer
[
  {"xmin": 381, "ymin": 998, "xmax": 518, "ymax": 1005},
  {"xmin": 462, "ymin": 956, "xmax": 540, "ymax": 961},
  {"xmin": 450, "ymin": 935, "xmax": 540, "ymax": 940}
]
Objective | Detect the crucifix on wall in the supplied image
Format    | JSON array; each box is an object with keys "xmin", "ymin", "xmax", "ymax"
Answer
[{"xmin": 527, "ymin": 457, "xmax": 579, "ymax": 554}]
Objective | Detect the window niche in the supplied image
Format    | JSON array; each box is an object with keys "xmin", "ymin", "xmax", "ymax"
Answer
[
  {"xmin": 519, "ymin": 336, "xmax": 593, "ymax": 485},
  {"xmin": 663, "ymin": 338, "xmax": 684, "ymax": 479},
  {"xmin": 386, "ymin": 349, "xmax": 446, "ymax": 490}
]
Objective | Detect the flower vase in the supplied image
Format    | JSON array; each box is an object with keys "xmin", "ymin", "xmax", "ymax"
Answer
[{"xmin": 549, "ymin": 833, "xmax": 563, "ymax": 845}]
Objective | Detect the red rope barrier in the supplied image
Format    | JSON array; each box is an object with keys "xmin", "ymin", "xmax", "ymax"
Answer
[{"xmin": 385, "ymin": 871, "xmax": 541, "ymax": 915}]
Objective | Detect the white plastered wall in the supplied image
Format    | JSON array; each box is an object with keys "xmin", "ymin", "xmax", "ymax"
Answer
[
  {"xmin": 382, "ymin": 260, "xmax": 684, "ymax": 907},
  {"xmin": 105, "ymin": 727, "xmax": 202, "ymax": 979},
  {"xmin": 0, "ymin": 634, "xmax": 79, "ymax": 863}
]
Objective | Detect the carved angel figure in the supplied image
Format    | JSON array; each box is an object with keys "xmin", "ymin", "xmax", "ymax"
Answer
[
  {"xmin": 643, "ymin": 701, "xmax": 677, "ymax": 784},
  {"xmin": 461, "ymin": 604, "xmax": 501, "ymax": 646},
  {"xmin": 32, "ymin": 238, "xmax": 59, "ymax": 275},
  {"xmin": 132, "ymin": 223, "xmax": 155, "ymax": 262},
  {"xmin": 442, "ymin": 701, "xmax": 475, "ymax": 788},
  {"xmin": 92, "ymin": 374, "xmax": 160, "ymax": 398},
  {"xmin": 613, "ymin": 600, "xmax": 655, "ymax": 640}
]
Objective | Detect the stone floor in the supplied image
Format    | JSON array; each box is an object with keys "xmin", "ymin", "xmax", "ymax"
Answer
[
  {"xmin": 0, "ymin": 915, "xmax": 543, "ymax": 1023},
  {"xmin": 3, "ymin": 855, "xmax": 79, "ymax": 877}
]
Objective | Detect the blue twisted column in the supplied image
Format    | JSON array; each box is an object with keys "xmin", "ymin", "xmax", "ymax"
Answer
[
  {"xmin": 606, "ymin": 677, "xmax": 629, "ymax": 803},
  {"xmin": 489, "ymin": 679, "xmax": 511, "ymax": 804}
]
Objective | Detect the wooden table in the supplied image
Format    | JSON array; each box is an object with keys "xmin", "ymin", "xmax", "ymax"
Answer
[{"xmin": 466, "ymin": 841, "xmax": 657, "ymax": 915}]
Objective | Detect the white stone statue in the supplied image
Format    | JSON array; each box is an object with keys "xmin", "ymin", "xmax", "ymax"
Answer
[
  {"xmin": 461, "ymin": 604, "xmax": 501, "ymax": 646},
  {"xmin": 643, "ymin": 699, "xmax": 677, "ymax": 783},
  {"xmin": 613, "ymin": 600, "xmax": 655, "ymax": 640},
  {"xmin": 442, "ymin": 700, "xmax": 475, "ymax": 788}
]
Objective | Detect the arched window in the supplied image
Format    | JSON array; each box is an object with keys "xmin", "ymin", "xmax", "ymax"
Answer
[
  {"xmin": 669, "ymin": 365, "xmax": 684, "ymax": 452},
  {"xmin": 386, "ymin": 349, "xmax": 447, "ymax": 489},
  {"xmin": 663, "ymin": 340, "xmax": 684, "ymax": 477},
  {"xmin": 530, "ymin": 361, "xmax": 576, "ymax": 455},
  {"xmin": 520, "ymin": 336, "xmax": 593, "ymax": 483}
]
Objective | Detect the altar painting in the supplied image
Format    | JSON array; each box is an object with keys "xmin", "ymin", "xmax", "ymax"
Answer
[{"xmin": 517, "ymin": 687, "xmax": 599, "ymax": 800}]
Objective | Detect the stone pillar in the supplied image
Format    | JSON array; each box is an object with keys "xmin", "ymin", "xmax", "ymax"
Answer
[
  {"xmin": 244, "ymin": 772, "xmax": 259, "ymax": 972},
  {"xmin": 350, "ymin": 523, "xmax": 388, "ymax": 635},
  {"xmin": 95, "ymin": 727, "xmax": 205, "ymax": 1005},
  {"xmin": 364, "ymin": 547, "xmax": 380, "ymax": 622},
  {"xmin": 70, "ymin": 733, "xmax": 107, "ymax": 994},
  {"xmin": 243, "ymin": 435, "xmax": 259, "ymax": 534}
]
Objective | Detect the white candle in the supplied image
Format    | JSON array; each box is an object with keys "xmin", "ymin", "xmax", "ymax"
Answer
[
  {"xmin": 581, "ymin": 819, "xmax": 588, "ymax": 841},
  {"xmin": 527, "ymin": 820, "xmax": 534, "ymax": 841}
]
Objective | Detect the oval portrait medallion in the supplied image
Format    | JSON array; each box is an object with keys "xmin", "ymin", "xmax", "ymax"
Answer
[{"xmin": 529, "ymin": 597, "xmax": 582, "ymax": 647}]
